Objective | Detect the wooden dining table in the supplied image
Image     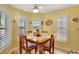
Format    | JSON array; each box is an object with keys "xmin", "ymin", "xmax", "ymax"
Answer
[{"xmin": 27, "ymin": 34, "xmax": 51, "ymax": 54}]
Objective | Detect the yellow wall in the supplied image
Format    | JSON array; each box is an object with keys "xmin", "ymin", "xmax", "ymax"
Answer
[
  {"xmin": 43, "ymin": 5, "xmax": 79, "ymax": 51},
  {"xmin": 0, "ymin": 4, "xmax": 44, "ymax": 53},
  {"xmin": 0, "ymin": 4, "xmax": 79, "ymax": 53},
  {"xmin": 0, "ymin": 4, "xmax": 31, "ymax": 53}
]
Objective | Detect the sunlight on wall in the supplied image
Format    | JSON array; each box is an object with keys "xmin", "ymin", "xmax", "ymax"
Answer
[
  {"xmin": 0, "ymin": 4, "xmax": 79, "ymax": 53},
  {"xmin": 43, "ymin": 5, "xmax": 79, "ymax": 51}
]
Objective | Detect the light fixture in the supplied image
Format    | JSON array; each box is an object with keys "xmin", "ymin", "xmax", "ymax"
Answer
[{"xmin": 33, "ymin": 4, "xmax": 39, "ymax": 13}]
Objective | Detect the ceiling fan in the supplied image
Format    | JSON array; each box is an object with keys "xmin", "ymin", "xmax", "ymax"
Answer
[{"xmin": 32, "ymin": 4, "xmax": 44, "ymax": 13}]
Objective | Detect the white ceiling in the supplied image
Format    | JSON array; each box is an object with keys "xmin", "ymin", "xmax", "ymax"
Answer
[{"xmin": 10, "ymin": 4, "xmax": 76, "ymax": 13}]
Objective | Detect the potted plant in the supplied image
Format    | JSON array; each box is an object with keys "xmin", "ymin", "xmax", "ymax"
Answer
[{"xmin": 36, "ymin": 29, "xmax": 40, "ymax": 36}]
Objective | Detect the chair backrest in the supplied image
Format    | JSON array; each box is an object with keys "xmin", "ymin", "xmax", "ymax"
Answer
[
  {"xmin": 44, "ymin": 35, "xmax": 54, "ymax": 50},
  {"xmin": 51, "ymin": 35, "xmax": 54, "ymax": 46},
  {"xmin": 51, "ymin": 35, "xmax": 55, "ymax": 53},
  {"xmin": 19, "ymin": 35, "xmax": 28, "ymax": 53}
]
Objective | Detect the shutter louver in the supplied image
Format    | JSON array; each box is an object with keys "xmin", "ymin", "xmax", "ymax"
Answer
[
  {"xmin": 18, "ymin": 15, "xmax": 26, "ymax": 35},
  {"xmin": 56, "ymin": 15, "xmax": 68, "ymax": 42},
  {"xmin": 0, "ymin": 9, "xmax": 9, "ymax": 49}
]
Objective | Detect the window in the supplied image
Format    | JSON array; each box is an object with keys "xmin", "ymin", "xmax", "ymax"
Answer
[
  {"xmin": 32, "ymin": 18, "xmax": 41, "ymax": 32},
  {"xmin": 56, "ymin": 15, "xmax": 68, "ymax": 42},
  {"xmin": 17, "ymin": 15, "xmax": 26, "ymax": 35},
  {"xmin": 0, "ymin": 9, "xmax": 9, "ymax": 50}
]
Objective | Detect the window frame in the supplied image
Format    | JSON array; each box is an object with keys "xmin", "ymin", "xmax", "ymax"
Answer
[
  {"xmin": 55, "ymin": 15, "xmax": 68, "ymax": 42},
  {"xmin": 16, "ymin": 15, "xmax": 26, "ymax": 42},
  {"xmin": 32, "ymin": 18, "xmax": 41, "ymax": 32},
  {"xmin": 0, "ymin": 8, "xmax": 11, "ymax": 52}
]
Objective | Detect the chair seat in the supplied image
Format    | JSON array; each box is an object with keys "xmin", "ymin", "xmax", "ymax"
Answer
[
  {"xmin": 43, "ymin": 41, "xmax": 49, "ymax": 47},
  {"xmin": 43, "ymin": 45, "xmax": 48, "ymax": 48},
  {"xmin": 24, "ymin": 42, "xmax": 36, "ymax": 47},
  {"xmin": 22, "ymin": 45, "xmax": 36, "ymax": 52},
  {"xmin": 22, "ymin": 43, "xmax": 36, "ymax": 52},
  {"xmin": 43, "ymin": 44, "xmax": 49, "ymax": 47}
]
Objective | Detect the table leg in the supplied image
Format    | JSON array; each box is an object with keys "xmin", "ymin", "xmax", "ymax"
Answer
[{"xmin": 38, "ymin": 44, "xmax": 43, "ymax": 54}]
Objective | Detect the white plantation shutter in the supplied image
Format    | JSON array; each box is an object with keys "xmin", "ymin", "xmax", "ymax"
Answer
[
  {"xmin": 17, "ymin": 15, "xmax": 26, "ymax": 35},
  {"xmin": 17, "ymin": 15, "xmax": 26, "ymax": 42},
  {"xmin": 19, "ymin": 16, "xmax": 26, "ymax": 35},
  {"xmin": 0, "ymin": 9, "xmax": 9, "ymax": 49},
  {"xmin": 56, "ymin": 15, "xmax": 68, "ymax": 42}
]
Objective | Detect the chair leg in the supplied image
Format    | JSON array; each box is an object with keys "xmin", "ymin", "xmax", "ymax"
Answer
[
  {"xmin": 49, "ymin": 49, "xmax": 51, "ymax": 54},
  {"xmin": 52, "ymin": 52, "xmax": 54, "ymax": 54},
  {"xmin": 26, "ymin": 50, "xmax": 28, "ymax": 54},
  {"xmin": 49, "ymin": 51, "xmax": 51, "ymax": 54},
  {"xmin": 43, "ymin": 50, "xmax": 45, "ymax": 54},
  {"xmin": 29, "ymin": 51, "xmax": 31, "ymax": 54},
  {"xmin": 49, "ymin": 50, "xmax": 51, "ymax": 54},
  {"xmin": 52, "ymin": 50, "xmax": 54, "ymax": 54},
  {"xmin": 35, "ymin": 47, "xmax": 37, "ymax": 54},
  {"xmin": 20, "ymin": 48, "xmax": 22, "ymax": 54},
  {"xmin": 52, "ymin": 48, "xmax": 54, "ymax": 54}
]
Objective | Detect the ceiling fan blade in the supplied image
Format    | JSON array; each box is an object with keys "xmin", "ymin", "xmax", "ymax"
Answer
[{"xmin": 38, "ymin": 6, "xmax": 44, "ymax": 9}]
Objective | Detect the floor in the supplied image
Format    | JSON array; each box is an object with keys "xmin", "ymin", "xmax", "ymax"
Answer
[{"xmin": 10, "ymin": 48, "xmax": 67, "ymax": 54}]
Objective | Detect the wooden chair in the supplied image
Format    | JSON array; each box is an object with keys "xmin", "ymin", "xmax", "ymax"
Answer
[
  {"xmin": 43, "ymin": 35, "xmax": 55, "ymax": 54},
  {"xmin": 19, "ymin": 35, "xmax": 37, "ymax": 54}
]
